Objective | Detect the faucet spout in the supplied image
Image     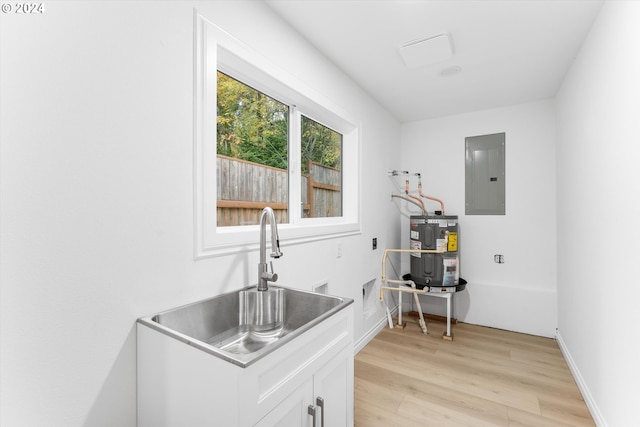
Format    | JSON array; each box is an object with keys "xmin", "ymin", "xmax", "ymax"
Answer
[{"xmin": 258, "ymin": 207, "xmax": 283, "ymax": 291}]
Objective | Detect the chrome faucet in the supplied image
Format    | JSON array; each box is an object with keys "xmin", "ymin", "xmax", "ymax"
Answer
[{"xmin": 258, "ymin": 207, "xmax": 283, "ymax": 291}]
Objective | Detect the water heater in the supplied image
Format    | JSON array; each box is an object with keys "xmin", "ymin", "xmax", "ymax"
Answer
[{"xmin": 409, "ymin": 215, "xmax": 460, "ymax": 291}]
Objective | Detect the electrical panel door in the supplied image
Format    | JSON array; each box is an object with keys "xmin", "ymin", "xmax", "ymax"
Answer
[{"xmin": 465, "ymin": 132, "xmax": 505, "ymax": 215}]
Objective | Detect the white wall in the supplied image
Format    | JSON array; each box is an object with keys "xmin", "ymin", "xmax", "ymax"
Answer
[
  {"xmin": 400, "ymin": 100, "xmax": 557, "ymax": 337},
  {"xmin": 555, "ymin": 1, "xmax": 640, "ymax": 426},
  {"xmin": 0, "ymin": 2, "xmax": 400, "ymax": 425}
]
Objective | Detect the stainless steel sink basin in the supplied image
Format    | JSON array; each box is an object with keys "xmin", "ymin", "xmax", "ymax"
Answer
[{"xmin": 138, "ymin": 285, "xmax": 353, "ymax": 367}]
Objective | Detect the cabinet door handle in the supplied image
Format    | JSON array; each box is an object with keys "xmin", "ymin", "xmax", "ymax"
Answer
[
  {"xmin": 308, "ymin": 404, "xmax": 316, "ymax": 426},
  {"xmin": 316, "ymin": 397, "xmax": 325, "ymax": 427}
]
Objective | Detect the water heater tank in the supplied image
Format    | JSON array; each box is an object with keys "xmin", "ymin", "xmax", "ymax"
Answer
[{"xmin": 409, "ymin": 215, "xmax": 459, "ymax": 289}]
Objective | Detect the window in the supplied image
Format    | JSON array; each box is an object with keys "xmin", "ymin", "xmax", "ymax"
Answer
[
  {"xmin": 215, "ymin": 73, "xmax": 344, "ymax": 227},
  {"xmin": 216, "ymin": 72, "xmax": 290, "ymax": 227},
  {"xmin": 301, "ymin": 116, "xmax": 342, "ymax": 219},
  {"xmin": 194, "ymin": 13, "xmax": 359, "ymax": 258}
]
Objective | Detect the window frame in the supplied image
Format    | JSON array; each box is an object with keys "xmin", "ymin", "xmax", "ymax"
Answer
[{"xmin": 194, "ymin": 13, "xmax": 361, "ymax": 259}]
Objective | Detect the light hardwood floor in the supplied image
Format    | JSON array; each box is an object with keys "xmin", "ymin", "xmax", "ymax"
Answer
[{"xmin": 354, "ymin": 316, "xmax": 594, "ymax": 426}]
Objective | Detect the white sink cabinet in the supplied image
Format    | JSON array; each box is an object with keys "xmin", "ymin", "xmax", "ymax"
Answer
[{"xmin": 137, "ymin": 302, "xmax": 354, "ymax": 427}]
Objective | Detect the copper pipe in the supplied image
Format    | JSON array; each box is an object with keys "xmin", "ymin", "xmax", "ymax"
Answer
[
  {"xmin": 404, "ymin": 179, "xmax": 426, "ymax": 212},
  {"xmin": 418, "ymin": 182, "xmax": 445, "ymax": 214},
  {"xmin": 391, "ymin": 194, "xmax": 426, "ymax": 214}
]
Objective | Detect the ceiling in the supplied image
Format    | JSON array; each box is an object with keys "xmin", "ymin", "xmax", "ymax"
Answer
[{"xmin": 265, "ymin": 0, "xmax": 604, "ymax": 123}]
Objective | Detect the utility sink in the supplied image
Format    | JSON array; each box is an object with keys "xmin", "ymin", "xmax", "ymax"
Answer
[{"xmin": 137, "ymin": 285, "xmax": 353, "ymax": 367}]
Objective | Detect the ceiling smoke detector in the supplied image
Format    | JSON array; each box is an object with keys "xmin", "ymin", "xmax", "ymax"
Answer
[
  {"xmin": 438, "ymin": 65, "xmax": 462, "ymax": 77},
  {"xmin": 399, "ymin": 33, "xmax": 453, "ymax": 69}
]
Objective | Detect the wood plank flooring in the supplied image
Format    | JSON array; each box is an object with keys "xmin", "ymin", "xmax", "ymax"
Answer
[{"xmin": 354, "ymin": 316, "xmax": 594, "ymax": 426}]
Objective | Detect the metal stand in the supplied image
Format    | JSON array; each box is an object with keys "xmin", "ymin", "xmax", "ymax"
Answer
[{"xmin": 380, "ymin": 248, "xmax": 455, "ymax": 340}]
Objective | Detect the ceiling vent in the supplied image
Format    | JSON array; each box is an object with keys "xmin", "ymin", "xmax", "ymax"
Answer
[{"xmin": 399, "ymin": 33, "xmax": 453, "ymax": 69}]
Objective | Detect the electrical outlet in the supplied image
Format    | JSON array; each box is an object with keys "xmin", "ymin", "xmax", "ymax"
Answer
[
  {"xmin": 372, "ymin": 237, "xmax": 377, "ymax": 250},
  {"xmin": 494, "ymin": 254, "xmax": 505, "ymax": 263}
]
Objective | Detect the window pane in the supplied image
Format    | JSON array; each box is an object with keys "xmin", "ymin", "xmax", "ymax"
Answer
[
  {"xmin": 301, "ymin": 116, "xmax": 342, "ymax": 218},
  {"xmin": 216, "ymin": 72, "xmax": 289, "ymax": 226}
]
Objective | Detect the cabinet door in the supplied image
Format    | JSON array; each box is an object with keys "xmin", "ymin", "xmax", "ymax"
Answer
[
  {"xmin": 312, "ymin": 346, "xmax": 353, "ymax": 427},
  {"xmin": 254, "ymin": 378, "xmax": 314, "ymax": 427}
]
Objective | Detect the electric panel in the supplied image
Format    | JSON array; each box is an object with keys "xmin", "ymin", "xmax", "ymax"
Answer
[{"xmin": 465, "ymin": 132, "xmax": 505, "ymax": 215}]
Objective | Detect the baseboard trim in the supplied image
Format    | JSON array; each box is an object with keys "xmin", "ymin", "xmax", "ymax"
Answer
[
  {"xmin": 556, "ymin": 330, "xmax": 607, "ymax": 427},
  {"xmin": 354, "ymin": 307, "xmax": 396, "ymax": 354}
]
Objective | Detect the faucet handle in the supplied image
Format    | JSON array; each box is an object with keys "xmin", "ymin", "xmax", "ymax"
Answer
[{"xmin": 269, "ymin": 262, "xmax": 278, "ymax": 282}]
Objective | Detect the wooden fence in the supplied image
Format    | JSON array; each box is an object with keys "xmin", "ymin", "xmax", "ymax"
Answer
[
  {"xmin": 303, "ymin": 159, "xmax": 341, "ymax": 219},
  {"xmin": 216, "ymin": 155, "xmax": 341, "ymax": 226}
]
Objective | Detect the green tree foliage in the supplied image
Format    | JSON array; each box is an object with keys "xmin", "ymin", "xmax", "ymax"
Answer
[
  {"xmin": 217, "ymin": 72, "xmax": 288, "ymax": 169},
  {"xmin": 217, "ymin": 72, "xmax": 341, "ymax": 172},
  {"xmin": 301, "ymin": 116, "xmax": 342, "ymax": 174}
]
